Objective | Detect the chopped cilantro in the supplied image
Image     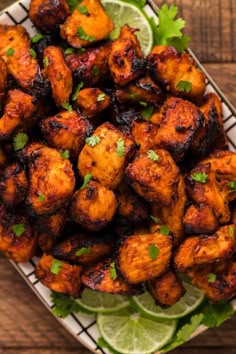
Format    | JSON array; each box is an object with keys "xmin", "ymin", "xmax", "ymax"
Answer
[
  {"xmin": 160, "ymin": 225, "xmax": 170, "ymax": 235},
  {"xmin": 148, "ymin": 244, "xmax": 159, "ymax": 260},
  {"xmin": 92, "ymin": 66, "xmax": 99, "ymax": 75},
  {"xmin": 229, "ymin": 226, "xmax": 234, "ymax": 239},
  {"xmin": 77, "ymin": 26, "xmax": 96, "ymax": 42},
  {"xmin": 13, "ymin": 132, "xmax": 28, "ymax": 151},
  {"xmin": 78, "ymin": 4, "xmax": 89, "ymax": 14},
  {"xmin": 29, "ymin": 48, "xmax": 37, "ymax": 58},
  {"xmin": 150, "ymin": 215, "xmax": 160, "ymax": 224},
  {"xmin": 139, "ymin": 101, "xmax": 147, "ymax": 107},
  {"xmin": 142, "ymin": 105, "xmax": 154, "ymax": 119},
  {"xmin": 86, "ymin": 135, "xmax": 100, "ymax": 147},
  {"xmin": 60, "ymin": 149, "xmax": 70, "ymax": 159},
  {"xmin": 207, "ymin": 273, "xmax": 216, "ymax": 283},
  {"xmin": 61, "ymin": 102, "xmax": 73, "ymax": 113},
  {"xmin": 6, "ymin": 47, "xmax": 15, "ymax": 56},
  {"xmin": 147, "ymin": 150, "xmax": 159, "ymax": 161},
  {"xmin": 50, "ymin": 259, "xmax": 63, "ymax": 275},
  {"xmin": 177, "ymin": 80, "xmax": 192, "ymax": 92},
  {"xmin": 12, "ymin": 224, "xmax": 25, "ymax": 237},
  {"xmin": 78, "ymin": 48, "xmax": 86, "ymax": 55},
  {"xmin": 97, "ymin": 93, "xmax": 106, "ymax": 102},
  {"xmin": 116, "ymin": 138, "xmax": 126, "ymax": 157},
  {"xmin": 66, "ymin": 0, "xmax": 82, "ymax": 11},
  {"xmin": 38, "ymin": 193, "xmax": 45, "ymax": 202},
  {"xmin": 201, "ymin": 300, "xmax": 235, "ymax": 328},
  {"xmin": 110, "ymin": 262, "xmax": 117, "ymax": 280},
  {"xmin": 227, "ymin": 181, "xmax": 236, "ymax": 191},
  {"xmin": 80, "ymin": 173, "xmax": 92, "ymax": 189},
  {"xmin": 51, "ymin": 291, "xmax": 90, "ymax": 318},
  {"xmin": 44, "ymin": 56, "xmax": 49, "ymax": 67},
  {"xmin": 64, "ymin": 48, "xmax": 75, "ymax": 55},
  {"xmin": 72, "ymin": 81, "xmax": 84, "ymax": 101},
  {"xmin": 31, "ymin": 33, "xmax": 44, "ymax": 43},
  {"xmin": 76, "ymin": 247, "xmax": 91, "ymax": 256},
  {"xmin": 191, "ymin": 172, "xmax": 208, "ymax": 183}
]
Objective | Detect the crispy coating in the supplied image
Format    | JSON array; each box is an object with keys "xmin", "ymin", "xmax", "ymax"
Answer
[
  {"xmin": 117, "ymin": 231, "xmax": 172, "ymax": 284},
  {"xmin": 35, "ymin": 254, "xmax": 82, "ymax": 297},
  {"xmin": 0, "ymin": 163, "xmax": 28, "ymax": 207},
  {"xmin": 147, "ymin": 270, "xmax": 186, "ymax": 308},
  {"xmin": 78, "ymin": 122, "xmax": 136, "ymax": 189},
  {"xmin": 174, "ymin": 225, "xmax": 235, "ymax": 273},
  {"xmin": 40, "ymin": 110, "xmax": 92, "ymax": 158},
  {"xmin": 81, "ymin": 258, "xmax": 142, "ymax": 295},
  {"xmin": 76, "ymin": 88, "xmax": 110, "ymax": 120},
  {"xmin": 71, "ymin": 181, "xmax": 117, "ymax": 231},
  {"xmin": 29, "ymin": 0, "xmax": 70, "ymax": 32},
  {"xmin": 60, "ymin": 0, "xmax": 114, "ymax": 48},
  {"xmin": 36, "ymin": 208, "xmax": 67, "ymax": 238},
  {"xmin": 109, "ymin": 25, "xmax": 146, "ymax": 86},
  {"xmin": 65, "ymin": 44, "xmax": 111, "ymax": 86},
  {"xmin": 155, "ymin": 97, "xmax": 204, "ymax": 162},
  {"xmin": 0, "ymin": 57, "xmax": 8, "ymax": 110},
  {"xmin": 131, "ymin": 120, "xmax": 158, "ymax": 152},
  {"xmin": 0, "ymin": 89, "xmax": 37, "ymax": 140},
  {"xmin": 184, "ymin": 204, "xmax": 219, "ymax": 234},
  {"xmin": 43, "ymin": 46, "xmax": 72, "ymax": 106},
  {"xmin": 52, "ymin": 233, "xmax": 113, "ymax": 265},
  {"xmin": 125, "ymin": 148, "xmax": 180, "ymax": 205},
  {"xmin": 116, "ymin": 181, "xmax": 149, "ymax": 223},
  {"xmin": 0, "ymin": 24, "xmax": 41, "ymax": 92},
  {"xmin": 23, "ymin": 144, "xmax": 75, "ymax": 215},
  {"xmin": 148, "ymin": 45, "xmax": 206, "ymax": 99}
]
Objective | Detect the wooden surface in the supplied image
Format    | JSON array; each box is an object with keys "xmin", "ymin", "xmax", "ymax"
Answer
[{"xmin": 0, "ymin": 0, "xmax": 236, "ymax": 353}]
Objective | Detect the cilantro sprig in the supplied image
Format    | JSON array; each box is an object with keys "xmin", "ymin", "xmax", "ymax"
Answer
[
  {"xmin": 148, "ymin": 244, "xmax": 159, "ymax": 260},
  {"xmin": 116, "ymin": 138, "xmax": 126, "ymax": 157},
  {"xmin": 86, "ymin": 135, "xmax": 100, "ymax": 147},
  {"xmin": 110, "ymin": 262, "xmax": 117, "ymax": 280},
  {"xmin": 80, "ymin": 173, "xmax": 92, "ymax": 189},
  {"xmin": 13, "ymin": 132, "xmax": 28, "ymax": 151},
  {"xmin": 51, "ymin": 291, "xmax": 91, "ymax": 318}
]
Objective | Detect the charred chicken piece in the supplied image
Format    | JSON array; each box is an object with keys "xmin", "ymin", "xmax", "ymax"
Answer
[
  {"xmin": 29, "ymin": 0, "xmax": 70, "ymax": 32},
  {"xmin": 38, "ymin": 232, "xmax": 56, "ymax": 252},
  {"xmin": 0, "ymin": 163, "xmax": 28, "ymax": 207},
  {"xmin": 148, "ymin": 45, "xmax": 206, "ymax": 99},
  {"xmin": 131, "ymin": 119, "xmax": 158, "ymax": 152},
  {"xmin": 40, "ymin": 110, "xmax": 92, "ymax": 158},
  {"xmin": 36, "ymin": 208, "xmax": 67, "ymax": 238},
  {"xmin": 183, "ymin": 204, "xmax": 219, "ymax": 235},
  {"xmin": 174, "ymin": 225, "xmax": 235, "ymax": 273},
  {"xmin": 147, "ymin": 270, "xmax": 186, "ymax": 308},
  {"xmin": 71, "ymin": 181, "xmax": 117, "ymax": 231},
  {"xmin": 60, "ymin": 0, "xmax": 114, "ymax": 48},
  {"xmin": 35, "ymin": 254, "xmax": 83, "ymax": 297},
  {"xmin": 78, "ymin": 122, "xmax": 136, "ymax": 189},
  {"xmin": 22, "ymin": 143, "xmax": 75, "ymax": 216},
  {"xmin": 43, "ymin": 46, "xmax": 72, "ymax": 106},
  {"xmin": 75, "ymin": 88, "xmax": 110, "ymax": 120},
  {"xmin": 0, "ymin": 147, "xmax": 7, "ymax": 173},
  {"xmin": 125, "ymin": 148, "xmax": 180, "ymax": 205},
  {"xmin": 117, "ymin": 231, "xmax": 172, "ymax": 284},
  {"xmin": 52, "ymin": 233, "xmax": 113, "ymax": 265},
  {"xmin": 0, "ymin": 57, "xmax": 8, "ymax": 111},
  {"xmin": 109, "ymin": 25, "xmax": 146, "ymax": 86},
  {"xmin": 81, "ymin": 258, "xmax": 142, "ymax": 295}
]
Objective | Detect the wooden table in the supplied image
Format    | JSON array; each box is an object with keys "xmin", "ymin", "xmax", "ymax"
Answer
[{"xmin": 0, "ymin": 0, "xmax": 236, "ymax": 353}]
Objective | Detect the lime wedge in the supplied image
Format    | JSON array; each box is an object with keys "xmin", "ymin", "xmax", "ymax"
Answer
[
  {"xmin": 97, "ymin": 307, "xmax": 177, "ymax": 354},
  {"xmin": 101, "ymin": 0, "xmax": 153, "ymax": 55},
  {"xmin": 76, "ymin": 288, "xmax": 129, "ymax": 313},
  {"xmin": 131, "ymin": 282, "xmax": 204, "ymax": 320}
]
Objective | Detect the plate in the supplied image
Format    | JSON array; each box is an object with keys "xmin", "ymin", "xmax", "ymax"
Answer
[{"xmin": 1, "ymin": 1, "xmax": 236, "ymax": 353}]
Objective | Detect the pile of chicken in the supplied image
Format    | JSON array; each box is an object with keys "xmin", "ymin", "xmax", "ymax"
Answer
[{"xmin": 0, "ymin": 0, "xmax": 236, "ymax": 307}]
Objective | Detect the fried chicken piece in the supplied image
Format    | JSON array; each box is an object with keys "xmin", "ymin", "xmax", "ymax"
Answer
[
  {"xmin": 0, "ymin": 163, "xmax": 28, "ymax": 207},
  {"xmin": 43, "ymin": 46, "xmax": 72, "ymax": 106},
  {"xmin": 60, "ymin": 0, "xmax": 114, "ymax": 48},
  {"xmin": 155, "ymin": 97, "xmax": 204, "ymax": 162},
  {"xmin": 78, "ymin": 122, "xmax": 136, "ymax": 189},
  {"xmin": 52, "ymin": 233, "xmax": 113, "ymax": 265},
  {"xmin": 40, "ymin": 110, "xmax": 92, "ymax": 158},
  {"xmin": 35, "ymin": 254, "xmax": 83, "ymax": 297},
  {"xmin": 36, "ymin": 208, "xmax": 67, "ymax": 238},
  {"xmin": 0, "ymin": 57, "xmax": 8, "ymax": 110},
  {"xmin": 0, "ymin": 89, "xmax": 37, "ymax": 140},
  {"xmin": 29, "ymin": 0, "xmax": 70, "ymax": 32},
  {"xmin": 147, "ymin": 270, "xmax": 186, "ymax": 307},
  {"xmin": 131, "ymin": 120, "xmax": 158, "ymax": 152},
  {"xmin": 38, "ymin": 232, "xmax": 56, "ymax": 252},
  {"xmin": 174, "ymin": 225, "xmax": 235, "ymax": 273},
  {"xmin": 65, "ymin": 44, "xmax": 111, "ymax": 86},
  {"xmin": 0, "ymin": 147, "xmax": 7, "ymax": 173},
  {"xmin": 75, "ymin": 88, "xmax": 110, "ymax": 120},
  {"xmin": 22, "ymin": 143, "xmax": 75, "ymax": 216},
  {"xmin": 125, "ymin": 148, "xmax": 180, "ymax": 205},
  {"xmin": 81, "ymin": 258, "xmax": 142, "ymax": 295},
  {"xmin": 116, "ymin": 181, "xmax": 149, "ymax": 223},
  {"xmin": 71, "ymin": 181, "xmax": 117, "ymax": 231},
  {"xmin": 109, "ymin": 25, "xmax": 146, "ymax": 86},
  {"xmin": 184, "ymin": 204, "xmax": 219, "ymax": 234},
  {"xmin": 148, "ymin": 45, "xmax": 206, "ymax": 99}
]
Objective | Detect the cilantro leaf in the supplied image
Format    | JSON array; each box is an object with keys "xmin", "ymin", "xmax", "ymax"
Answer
[
  {"xmin": 110, "ymin": 262, "xmax": 117, "ymax": 280},
  {"xmin": 148, "ymin": 244, "xmax": 159, "ymax": 260},
  {"xmin": 160, "ymin": 225, "xmax": 170, "ymax": 235},
  {"xmin": 61, "ymin": 102, "xmax": 73, "ymax": 113},
  {"xmin": 116, "ymin": 138, "xmax": 126, "ymax": 157},
  {"xmin": 207, "ymin": 273, "xmax": 216, "ymax": 283},
  {"xmin": 142, "ymin": 105, "xmax": 154, "ymax": 119},
  {"xmin": 229, "ymin": 225, "xmax": 234, "ymax": 239},
  {"xmin": 44, "ymin": 56, "xmax": 49, "ymax": 67},
  {"xmin": 6, "ymin": 48, "xmax": 15, "ymax": 56},
  {"xmin": 60, "ymin": 149, "xmax": 70, "ymax": 159},
  {"xmin": 168, "ymin": 34, "xmax": 191, "ymax": 53},
  {"xmin": 72, "ymin": 81, "xmax": 84, "ymax": 101},
  {"xmin": 76, "ymin": 247, "xmax": 91, "ymax": 256},
  {"xmin": 97, "ymin": 93, "xmax": 106, "ymax": 102},
  {"xmin": 176, "ymin": 80, "xmax": 192, "ymax": 92},
  {"xmin": 201, "ymin": 300, "xmax": 235, "ymax": 328},
  {"xmin": 86, "ymin": 135, "xmax": 100, "ymax": 147},
  {"xmin": 147, "ymin": 150, "xmax": 159, "ymax": 161},
  {"xmin": 228, "ymin": 181, "xmax": 236, "ymax": 191},
  {"xmin": 80, "ymin": 173, "xmax": 92, "ymax": 189},
  {"xmin": 51, "ymin": 291, "xmax": 90, "ymax": 318},
  {"xmin": 191, "ymin": 172, "xmax": 208, "ymax": 183},
  {"xmin": 77, "ymin": 26, "xmax": 95, "ymax": 42},
  {"xmin": 31, "ymin": 33, "xmax": 44, "ymax": 43},
  {"xmin": 150, "ymin": 215, "xmax": 160, "ymax": 224},
  {"xmin": 13, "ymin": 132, "xmax": 28, "ymax": 151},
  {"xmin": 64, "ymin": 48, "xmax": 75, "ymax": 55},
  {"xmin": 50, "ymin": 259, "xmax": 63, "ymax": 275},
  {"xmin": 38, "ymin": 193, "xmax": 45, "ymax": 202},
  {"xmin": 12, "ymin": 224, "xmax": 25, "ymax": 237},
  {"xmin": 66, "ymin": 0, "xmax": 81, "ymax": 11},
  {"xmin": 29, "ymin": 48, "xmax": 37, "ymax": 58},
  {"xmin": 78, "ymin": 4, "xmax": 89, "ymax": 14},
  {"xmin": 177, "ymin": 313, "xmax": 204, "ymax": 342},
  {"xmin": 139, "ymin": 101, "xmax": 148, "ymax": 107}
]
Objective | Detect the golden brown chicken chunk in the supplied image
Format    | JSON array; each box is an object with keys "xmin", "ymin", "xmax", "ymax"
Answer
[
  {"xmin": 131, "ymin": 120, "xmax": 158, "ymax": 152},
  {"xmin": 147, "ymin": 270, "xmax": 186, "ymax": 307},
  {"xmin": 65, "ymin": 44, "xmax": 111, "ymax": 87},
  {"xmin": 125, "ymin": 148, "xmax": 180, "ymax": 205},
  {"xmin": 40, "ymin": 110, "xmax": 91, "ymax": 158},
  {"xmin": 148, "ymin": 45, "xmax": 206, "ymax": 99},
  {"xmin": 75, "ymin": 88, "xmax": 110, "ymax": 120},
  {"xmin": 0, "ymin": 163, "xmax": 28, "ymax": 207},
  {"xmin": 60, "ymin": 0, "xmax": 114, "ymax": 48},
  {"xmin": 174, "ymin": 225, "xmax": 235, "ymax": 273},
  {"xmin": 43, "ymin": 46, "xmax": 72, "ymax": 106},
  {"xmin": 35, "ymin": 254, "xmax": 83, "ymax": 297},
  {"xmin": 0, "ymin": 24, "xmax": 42, "ymax": 93},
  {"xmin": 29, "ymin": 0, "xmax": 70, "ymax": 32},
  {"xmin": 81, "ymin": 259, "xmax": 142, "ymax": 295},
  {"xmin": 0, "ymin": 89, "xmax": 37, "ymax": 140},
  {"xmin": 36, "ymin": 208, "xmax": 67, "ymax": 238},
  {"xmin": 109, "ymin": 25, "xmax": 146, "ymax": 86},
  {"xmin": 117, "ymin": 231, "xmax": 172, "ymax": 284},
  {"xmin": 183, "ymin": 204, "xmax": 219, "ymax": 234},
  {"xmin": 78, "ymin": 122, "xmax": 136, "ymax": 189},
  {"xmin": 22, "ymin": 143, "xmax": 75, "ymax": 215},
  {"xmin": 0, "ymin": 57, "xmax": 7, "ymax": 110},
  {"xmin": 71, "ymin": 181, "xmax": 117, "ymax": 231},
  {"xmin": 52, "ymin": 233, "xmax": 113, "ymax": 265},
  {"xmin": 155, "ymin": 97, "xmax": 204, "ymax": 162}
]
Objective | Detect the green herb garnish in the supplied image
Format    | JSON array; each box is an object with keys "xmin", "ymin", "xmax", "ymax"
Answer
[
  {"xmin": 147, "ymin": 150, "xmax": 159, "ymax": 161},
  {"xmin": 31, "ymin": 33, "xmax": 44, "ymax": 43},
  {"xmin": 50, "ymin": 259, "xmax": 63, "ymax": 275},
  {"xmin": 148, "ymin": 244, "xmax": 159, "ymax": 260},
  {"xmin": 12, "ymin": 224, "xmax": 25, "ymax": 237},
  {"xmin": 77, "ymin": 26, "xmax": 96, "ymax": 42},
  {"xmin": 116, "ymin": 138, "xmax": 126, "ymax": 157},
  {"xmin": 160, "ymin": 225, "xmax": 170, "ymax": 235},
  {"xmin": 13, "ymin": 132, "xmax": 28, "ymax": 151},
  {"xmin": 97, "ymin": 93, "xmax": 106, "ymax": 102},
  {"xmin": 6, "ymin": 48, "xmax": 15, "ymax": 56},
  {"xmin": 29, "ymin": 48, "xmax": 37, "ymax": 58},
  {"xmin": 72, "ymin": 81, "xmax": 84, "ymax": 101},
  {"xmin": 60, "ymin": 150, "xmax": 70, "ymax": 159},
  {"xmin": 76, "ymin": 247, "xmax": 91, "ymax": 256},
  {"xmin": 38, "ymin": 193, "xmax": 45, "ymax": 202},
  {"xmin": 142, "ymin": 105, "xmax": 154, "ymax": 119},
  {"xmin": 85, "ymin": 135, "xmax": 100, "ymax": 147},
  {"xmin": 61, "ymin": 102, "xmax": 73, "ymax": 113},
  {"xmin": 80, "ymin": 173, "xmax": 92, "ymax": 189},
  {"xmin": 110, "ymin": 262, "xmax": 117, "ymax": 280},
  {"xmin": 191, "ymin": 172, "xmax": 208, "ymax": 183},
  {"xmin": 207, "ymin": 273, "xmax": 216, "ymax": 283},
  {"xmin": 177, "ymin": 80, "xmax": 192, "ymax": 92}
]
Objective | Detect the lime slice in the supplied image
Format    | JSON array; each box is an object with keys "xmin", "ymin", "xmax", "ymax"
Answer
[
  {"xmin": 97, "ymin": 307, "xmax": 177, "ymax": 354},
  {"xmin": 131, "ymin": 282, "xmax": 204, "ymax": 320},
  {"xmin": 101, "ymin": 0, "xmax": 153, "ymax": 55},
  {"xmin": 76, "ymin": 288, "xmax": 130, "ymax": 313}
]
